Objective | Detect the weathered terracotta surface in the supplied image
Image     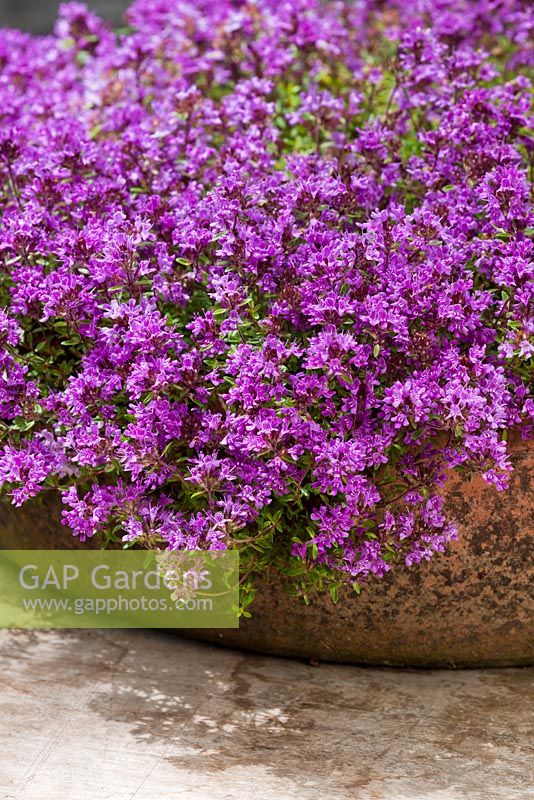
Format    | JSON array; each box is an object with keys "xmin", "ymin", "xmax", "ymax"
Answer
[
  {"xmin": 187, "ymin": 437, "xmax": 534, "ymax": 667},
  {"xmin": 0, "ymin": 491, "xmax": 86, "ymax": 550},
  {"xmin": 0, "ymin": 439, "xmax": 532, "ymax": 667}
]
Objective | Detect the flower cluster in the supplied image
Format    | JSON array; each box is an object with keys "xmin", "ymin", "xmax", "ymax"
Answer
[{"xmin": 0, "ymin": 0, "xmax": 532, "ymax": 604}]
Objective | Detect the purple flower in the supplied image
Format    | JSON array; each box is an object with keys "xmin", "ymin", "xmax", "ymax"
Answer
[{"xmin": 0, "ymin": 0, "xmax": 531, "ymax": 594}]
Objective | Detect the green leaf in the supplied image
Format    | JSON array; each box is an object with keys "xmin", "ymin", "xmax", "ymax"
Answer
[{"xmin": 329, "ymin": 585, "xmax": 339, "ymax": 604}]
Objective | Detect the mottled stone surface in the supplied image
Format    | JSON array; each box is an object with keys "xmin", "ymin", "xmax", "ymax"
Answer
[
  {"xmin": 0, "ymin": 440, "xmax": 532, "ymax": 667},
  {"xmin": 0, "ymin": 629, "xmax": 532, "ymax": 800}
]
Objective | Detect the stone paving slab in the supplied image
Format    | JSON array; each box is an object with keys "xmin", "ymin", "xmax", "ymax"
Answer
[{"xmin": 0, "ymin": 629, "xmax": 532, "ymax": 799}]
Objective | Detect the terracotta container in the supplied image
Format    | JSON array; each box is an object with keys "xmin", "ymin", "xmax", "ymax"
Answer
[{"xmin": 0, "ymin": 437, "xmax": 532, "ymax": 667}]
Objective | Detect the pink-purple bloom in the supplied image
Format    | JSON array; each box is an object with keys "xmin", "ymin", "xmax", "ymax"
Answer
[{"xmin": 0, "ymin": 0, "xmax": 532, "ymax": 599}]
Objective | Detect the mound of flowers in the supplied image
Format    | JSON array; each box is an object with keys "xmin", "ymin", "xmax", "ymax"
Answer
[{"xmin": 0, "ymin": 0, "xmax": 532, "ymax": 608}]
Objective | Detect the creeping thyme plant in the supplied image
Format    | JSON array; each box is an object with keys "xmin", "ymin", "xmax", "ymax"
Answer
[{"xmin": 0, "ymin": 0, "xmax": 532, "ymax": 611}]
